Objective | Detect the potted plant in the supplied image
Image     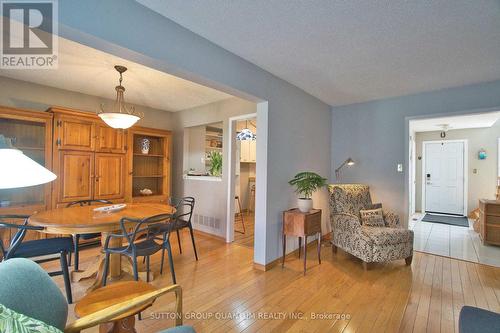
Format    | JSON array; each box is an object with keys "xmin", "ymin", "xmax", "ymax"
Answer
[
  {"xmin": 208, "ymin": 151, "xmax": 222, "ymax": 177},
  {"xmin": 288, "ymin": 171, "xmax": 327, "ymax": 213}
]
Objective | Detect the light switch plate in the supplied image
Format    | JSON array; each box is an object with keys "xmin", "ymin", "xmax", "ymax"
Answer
[{"xmin": 397, "ymin": 163, "xmax": 403, "ymax": 172}]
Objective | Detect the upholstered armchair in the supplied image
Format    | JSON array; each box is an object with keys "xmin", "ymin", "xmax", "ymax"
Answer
[{"xmin": 329, "ymin": 184, "xmax": 413, "ymax": 269}]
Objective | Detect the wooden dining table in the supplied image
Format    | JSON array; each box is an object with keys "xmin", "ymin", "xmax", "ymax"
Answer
[{"xmin": 29, "ymin": 203, "xmax": 176, "ymax": 291}]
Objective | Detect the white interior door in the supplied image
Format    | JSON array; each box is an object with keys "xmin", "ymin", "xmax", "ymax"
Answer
[{"xmin": 424, "ymin": 141, "xmax": 465, "ymax": 215}]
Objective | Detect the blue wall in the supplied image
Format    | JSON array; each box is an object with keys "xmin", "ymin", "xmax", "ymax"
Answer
[{"xmin": 331, "ymin": 80, "xmax": 500, "ymax": 221}]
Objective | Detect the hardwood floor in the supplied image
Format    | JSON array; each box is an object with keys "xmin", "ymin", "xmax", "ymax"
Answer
[
  {"xmin": 234, "ymin": 212, "xmax": 254, "ymax": 248},
  {"xmin": 43, "ymin": 230, "xmax": 500, "ymax": 333}
]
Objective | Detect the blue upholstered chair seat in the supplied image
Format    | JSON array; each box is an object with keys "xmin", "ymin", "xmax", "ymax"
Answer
[
  {"xmin": 79, "ymin": 232, "xmax": 100, "ymax": 240},
  {"xmin": 459, "ymin": 306, "xmax": 500, "ymax": 333},
  {"xmin": 11, "ymin": 237, "xmax": 73, "ymax": 258}
]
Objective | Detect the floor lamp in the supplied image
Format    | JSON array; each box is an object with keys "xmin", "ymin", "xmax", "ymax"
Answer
[
  {"xmin": 0, "ymin": 135, "xmax": 56, "ymax": 189},
  {"xmin": 335, "ymin": 157, "xmax": 355, "ymax": 181}
]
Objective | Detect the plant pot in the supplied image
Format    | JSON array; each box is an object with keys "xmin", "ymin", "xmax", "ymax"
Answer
[{"xmin": 297, "ymin": 198, "xmax": 313, "ymax": 213}]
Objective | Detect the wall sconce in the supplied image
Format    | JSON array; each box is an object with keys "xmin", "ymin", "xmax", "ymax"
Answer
[{"xmin": 335, "ymin": 157, "xmax": 355, "ymax": 180}]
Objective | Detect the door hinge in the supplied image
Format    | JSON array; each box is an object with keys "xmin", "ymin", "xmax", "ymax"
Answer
[
  {"xmin": 56, "ymin": 138, "xmax": 61, "ymax": 146},
  {"xmin": 56, "ymin": 120, "xmax": 62, "ymax": 127}
]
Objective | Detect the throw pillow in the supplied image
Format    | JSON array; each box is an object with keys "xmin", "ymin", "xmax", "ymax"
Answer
[
  {"xmin": 0, "ymin": 304, "xmax": 63, "ymax": 333},
  {"xmin": 359, "ymin": 208, "xmax": 385, "ymax": 227}
]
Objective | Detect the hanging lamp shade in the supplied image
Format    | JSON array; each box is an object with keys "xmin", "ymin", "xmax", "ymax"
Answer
[
  {"xmin": 98, "ymin": 65, "xmax": 143, "ymax": 129},
  {"xmin": 0, "ymin": 135, "xmax": 56, "ymax": 189},
  {"xmin": 236, "ymin": 120, "xmax": 256, "ymax": 140}
]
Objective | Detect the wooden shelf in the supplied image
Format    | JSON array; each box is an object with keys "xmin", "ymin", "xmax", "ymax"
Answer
[
  {"xmin": 206, "ymin": 146, "xmax": 222, "ymax": 150},
  {"xmin": 132, "ymin": 175, "xmax": 165, "ymax": 178},
  {"xmin": 133, "ymin": 153, "xmax": 164, "ymax": 157}
]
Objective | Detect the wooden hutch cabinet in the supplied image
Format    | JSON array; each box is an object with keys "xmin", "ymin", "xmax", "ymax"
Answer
[
  {"xmin": 1, "ymin": 105, "xmax": 172, "ymax": 210},
  {"xmin": 126, "ymin": 126, "xmax": 172, "ymax": 203},
  {"xmin": 50, "ymin": 107, "xmax": 127, "ymax": 207}
]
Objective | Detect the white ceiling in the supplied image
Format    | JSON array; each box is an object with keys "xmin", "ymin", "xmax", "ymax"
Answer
[
  {"xmin": 137, "ymin": 0, "xmax": 500, "ymax": 107},
  {"xmin": 0, "ymin": 37, "xmax": 232, "ymax": 112},
  {"xmin": 410, "ymin": 111, "xmax": 500, "ymax": 133}
]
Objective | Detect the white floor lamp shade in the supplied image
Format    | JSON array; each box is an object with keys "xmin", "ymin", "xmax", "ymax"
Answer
[{"xmin": 0, "ymin": 136, "xmax": 56, "ymax": 189}]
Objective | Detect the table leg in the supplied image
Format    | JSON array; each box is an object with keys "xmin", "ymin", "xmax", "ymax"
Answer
[
  {"xmin": 282, "ymin": 234, "xmax": 286, "ymax": 268},
  {"xmin": 317, "ymin": 232, "xmax": 321, "ymax": 265},
  {"xmin": 303, "ymin": 235, "xmax": 307, "ymax": 275},
  {"xmin": 298, "ymin": 237, "xmax": 302, "ymax": 259},
  {"xmin": 105, "ymin": 234, "xmax": 122, "ymax": 280}
]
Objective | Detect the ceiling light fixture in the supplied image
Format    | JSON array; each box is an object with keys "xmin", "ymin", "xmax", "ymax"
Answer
[
  {"xmin": 236, "ymin": 120, "xmax": 256, "ymax": 141},
  {"xmin": 438, "ymin": 124, "xmax": 451, "ymax": 138},
  {"xmin": 98, "ymin": 65, "xmax": 143, "ymax": 129}
]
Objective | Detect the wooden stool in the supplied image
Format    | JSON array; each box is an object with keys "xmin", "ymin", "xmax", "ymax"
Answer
[
  {"xmin": 75, "ymin": 281, "xmax": 157, "ymax": 333},
  {"xmin": 235, "ymin": 196, "xmax": 246, "ymax": 234}
]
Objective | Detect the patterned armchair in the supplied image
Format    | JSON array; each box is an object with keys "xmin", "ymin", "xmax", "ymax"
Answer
[{"xmin": 329, "ymin": 184, "xmax": 413, "ymax": 269}]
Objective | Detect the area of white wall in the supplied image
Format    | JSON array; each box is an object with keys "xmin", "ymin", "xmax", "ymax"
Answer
[
  {"xmin": 414, "ymin": 120, "xmax": 500, "ymax": 214},
  {"xmin": 0, "ymin": 76, "xmax": 174, "ymax": 130},
  {"xmin": 331, "ymin": 79, "xmax": 500, "ymax": 225},
  {"xmin": 59, "ymin": 0, "xmax": 332, "ymax": 265}
]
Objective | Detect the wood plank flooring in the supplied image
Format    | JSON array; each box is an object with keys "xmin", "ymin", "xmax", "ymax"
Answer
[
  {"xmin": 234, "ymin": 212, "xmax": 254, "ymax": 248},
  {"xmin": 43, "ymin": 230, "xmax": 500, "ymax": 332}
]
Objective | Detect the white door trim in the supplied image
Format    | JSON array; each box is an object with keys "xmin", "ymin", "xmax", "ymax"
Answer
[{"xmin": 421, "ymin": 139, "xmax": 468, "ymax": 216}]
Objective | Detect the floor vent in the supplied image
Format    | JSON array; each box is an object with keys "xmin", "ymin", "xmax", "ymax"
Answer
[{"xmin": 194, "ymin": 214, "xmax": 221, "ymax": 230}]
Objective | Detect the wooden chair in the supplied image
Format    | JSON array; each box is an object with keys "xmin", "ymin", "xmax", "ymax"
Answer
[
  {"xmin": 0, "ymin": 215, "xmax": 73, "ymax": 303},
  {"xmin": 0, "ymin": 258, "xmax": 188, "ymax": 333},
  {"xmin": 66, "ymin": 199, "xmax": 112, "ymax": 271}
]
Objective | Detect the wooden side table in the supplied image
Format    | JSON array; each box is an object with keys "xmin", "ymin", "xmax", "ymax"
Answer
[{"xmin": 282, "ymin": 208, "xmax": 322, "ymax": 275}]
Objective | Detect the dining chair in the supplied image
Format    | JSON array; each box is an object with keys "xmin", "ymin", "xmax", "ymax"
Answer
[
  {"xmin": 66, "ymin": 199, "xmax": 112, "ymax": 271},
  {"xmin": 102, "ymin": 214, "xmax": 169, "ymax": 286},
  {"xmin": 0, "ymin": 215, "xmax": 73, "ymax": 303},
  {"xmin": 0, "ymin": 258, "xmax": 191, "ymax": 333},
  {"xmin": 169, "ymin": 197, "xmax": 198, "ymax": 261}
]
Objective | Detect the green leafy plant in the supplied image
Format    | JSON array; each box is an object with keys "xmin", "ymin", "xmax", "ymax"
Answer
[
  {"xmin": 288, "ymin": 171, "xmax": 327, "ymax": 199},
  {"xmin": 208, "ymin": 151, "xmax": 222, "ymax": 177}
]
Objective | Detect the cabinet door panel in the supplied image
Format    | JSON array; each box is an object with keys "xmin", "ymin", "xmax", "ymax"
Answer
[
  {"xmin": 56, "ymin": 116, "xmax": 95, "ymax": 151},
  {"xmin": 57, "ymin": 151, "xmax": 94, "ymax": 203},
  {"xmin": 97, "ymin": 125, "xmax": 126, "ymax": 153},
  {"xmin": 249, "ymin": 140, "xmax": 256, "ymax": 162},
  {"xmin": 95, "ymin": 153, "xmax": 125, "ymax": 200},
  {"xmin": 240, "ymin": 140, "xmax": 250, "ymax": 162}
]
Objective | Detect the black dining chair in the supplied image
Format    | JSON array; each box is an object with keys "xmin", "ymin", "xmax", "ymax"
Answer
[
  {"xmin": 101, "ymin": 214, "xmax": 173, "ymax": 286},
  {"xmin": 169, "ymin": 197, "xmax": 198, "ymax": 261},
  {"xmin": 0, "ymin": 215, "xmax": 73, "ymax": 303},
  {"xmin": 66, "ymin": 199, "xmax": 112, "ymax": 271}
]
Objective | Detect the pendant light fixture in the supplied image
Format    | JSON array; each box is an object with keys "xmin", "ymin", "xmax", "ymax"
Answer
[
  {"xmin": 236, "ymin": 120, "xmax": 256, "ymax": 141},
  {"xmin": 98, "ymin": 65, "xmax": 143, "ymax": 129},
  {"xmin": 0, "ymin": 135, "xmax": 56, "ymax": 189}
]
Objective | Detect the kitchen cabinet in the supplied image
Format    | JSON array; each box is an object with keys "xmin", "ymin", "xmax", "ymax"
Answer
[{"xmin": 240, "ymin": 140, "xmax": 256, "ymax": 163}]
